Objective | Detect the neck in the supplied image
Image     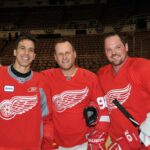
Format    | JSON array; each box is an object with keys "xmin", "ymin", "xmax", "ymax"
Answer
[
  {"xmin": 62, "ymin": 66, "xmax": 78, "ymax": 77},
  {"xmin": 113, "ymin": 65, "xmax": 122, "ymax": 74},
  {"xmin": 13, "ymin": 63, "xmax": 31, "ymax": 74},
  {"xmin": 11, "ymin": 65, "xmax": 31, "ymax": 78},
  {"xmin": 112, "ymin": 57, "xmax": 128, "ymax": 74}
]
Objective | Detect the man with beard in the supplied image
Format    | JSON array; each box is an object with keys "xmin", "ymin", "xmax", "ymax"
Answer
[
  {"xmin": 42, "ymin": 38, "xmax": 110, "ymax": 150},
  {"xmin": 97, "ymin": 32, "xmax": 150, "ymax": 149}
]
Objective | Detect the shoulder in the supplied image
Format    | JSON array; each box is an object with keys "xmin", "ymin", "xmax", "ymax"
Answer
[
  {"xmin": 127, "ymin": 58, "xmax": 150, "ymax": 85},
  {"xmin": 40, "ymin": 68, "xmax": 61, "ymax": 84},
  {"xmin": 31, "ymin": 71, "xmax": 43, "ymax": 81},
  {"xmin": 97, "ymin": 64, "xmax": 111, "ymax": 76},
  {"xmin": 0, "ymin": 65, "xmax": 8, "ymax": 72},
  {"xmin": 31, "ymin": 71, "xmax": 50, "ymax": 88},
  {"xmin": 77, "ymin": 68, "xmax": 100, "ymax": 84},
  {"xmin": 41, "ymin": 68, "xmax": 58, "ymax": 77},
  {"xmin": 79, "ymin": 68, "xmax": 97, "ymax": 78},
  {"xmin": 129, "ymin": 57, "xmax": 150, "ymax": 73},
  {"xmin": 135, "ymin": 57, "xmax": 150, "ymax": 65}
]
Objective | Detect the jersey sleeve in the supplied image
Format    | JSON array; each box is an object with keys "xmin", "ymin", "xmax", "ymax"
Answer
[
  {"xmin": 87, "ymin": 74, "xmax": 110, "ymax": 149},
  {"xmin": 39, "ymin": 73, "xmax": 58, "ymax": 149},
  {"xmin": 89, "ymin": 74, "xmax": 110, "ymax": 133},
  {"xmin": 38, "ymin": 73, "xmax": 50, "ymax": 117}
]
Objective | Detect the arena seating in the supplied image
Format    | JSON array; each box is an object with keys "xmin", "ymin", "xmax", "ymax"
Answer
[
  {"xmin": 1, "ymin": 31, "xmax": 150, "ymax": 73},
  {"xmin": 0, "ymin": 2, "xmax": 150, "ymax": 73}
]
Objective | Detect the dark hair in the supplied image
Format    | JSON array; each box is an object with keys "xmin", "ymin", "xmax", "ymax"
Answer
[
  {"xmin": 103, "ymin": 32, "xmax": 128, "ymax": 46},
  {"xmin": 15, "ymin": 33, "xmax": 37, "ymax": 51},
  {"xmin": 54, "ymin": 37, "xmax": 75, "ymax": 54}
]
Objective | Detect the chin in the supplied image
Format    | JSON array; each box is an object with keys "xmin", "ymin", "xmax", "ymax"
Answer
[
  {"xmin": 20, "ymin": 64, "xmax": 30, "ymax": 68},
  {"xmin": 60, "ymin": 66, "xmax": 69, "ymax": 70},
  {"xmin": 113, "ymin": 61, "xmax": 123, "ymax": 66},
  {"xmin": 62, "ymin": 66, "xmax": 73, "ymax": 71}
]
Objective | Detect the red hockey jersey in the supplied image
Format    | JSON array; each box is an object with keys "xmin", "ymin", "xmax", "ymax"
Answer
[
  {"xmin": 97, "ymin": 57, "xmax": 150, "ymax": 149},
  {"xmin": 42, "ymin": 67, "xmax": 109, "ymax": 148},
  {"xmin": 0, "ymin": 66, "xmax": 49, "ymax": 150}
]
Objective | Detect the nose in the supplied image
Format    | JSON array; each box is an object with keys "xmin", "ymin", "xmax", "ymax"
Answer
[
  {"xmin": 62, "ymin": 53, "xmax": 67, "ymax": 59},
  {"xmin": 24, "ymin": 49, "xmax": 30, "ymax": 55},
  {"xmin": 111, "ymin": 49, "xmax": 116, "ymax": 55}
]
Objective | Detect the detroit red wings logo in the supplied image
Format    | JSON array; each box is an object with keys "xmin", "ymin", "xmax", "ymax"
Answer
[
  {"xmin": 104, "ymin": 84, "xmax": 131, "ymax": 110},
  {"xmin": 0, "ymin": 95, "xmax": 38, "ymax": 120},
  {"xmin": 52, "ymin": 87, "xmax": 89, "ymax": 112}
]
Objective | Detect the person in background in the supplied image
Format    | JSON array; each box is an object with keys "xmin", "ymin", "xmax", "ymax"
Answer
[
  {"xmin": 97, "ymin": 32, "xmax": 150, "ymax": 149},
  {"xmin": 42, "ymin": 38, "xmax": 110, "ymax": 150},
  {"xmin": 0, "ymin": 34, "xmax": 50, "ymax": 150}
]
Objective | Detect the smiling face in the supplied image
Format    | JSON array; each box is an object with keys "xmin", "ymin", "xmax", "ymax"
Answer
[
  {"xmin": 13, "ymin": 39, "xmax": 36, "ymax": 72},
  {"xmin": 104, "ymin": 35, "xmax": 128, "ymax": 72},
  {"xmin": 54, "ymin": 41, "xmax": 76, "ymax": 71}
]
